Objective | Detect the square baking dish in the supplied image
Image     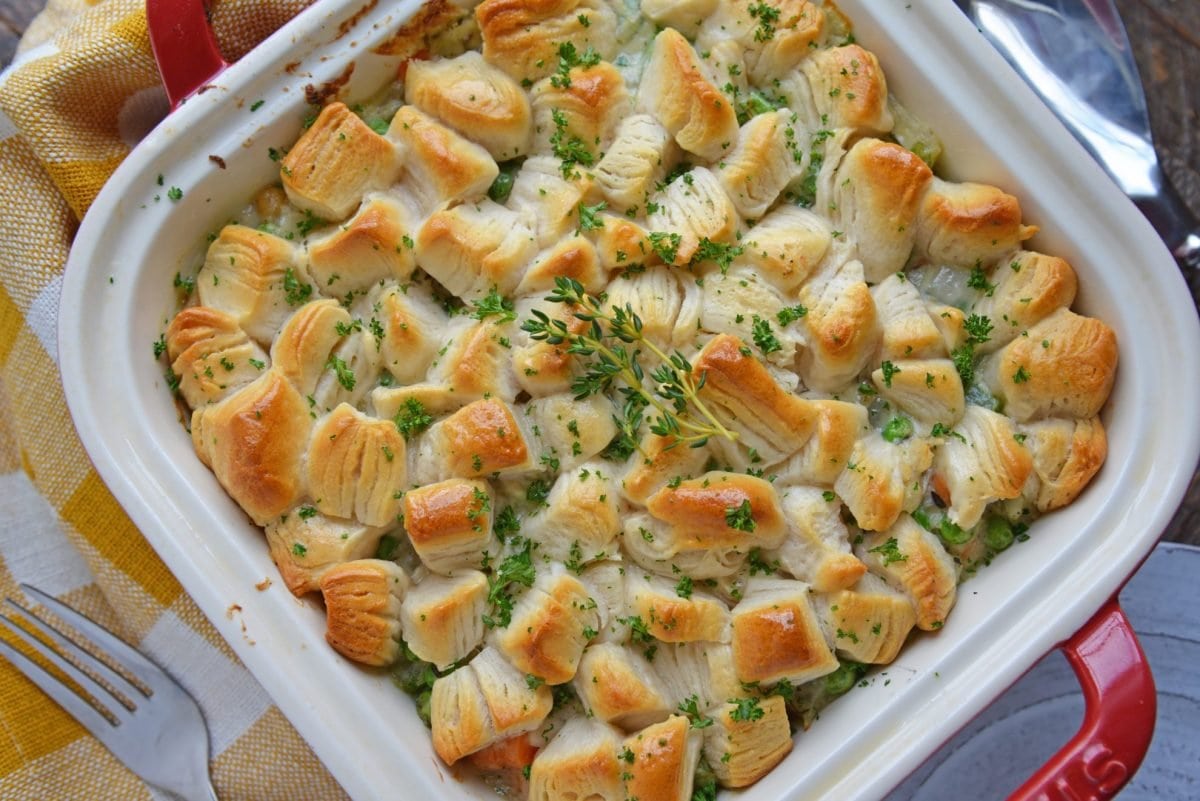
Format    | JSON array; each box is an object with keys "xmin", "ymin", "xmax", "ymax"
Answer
[{"xmin": 59, "ymin": 0, "xmax": 1200, "ymax": 798}]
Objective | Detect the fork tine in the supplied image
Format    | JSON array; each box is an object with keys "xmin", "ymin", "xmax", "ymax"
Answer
[
  {"xmin": 0, "ymin": 633, "xmax": 117, "ymax": 737},
  {"xmin": 4, "ymin": 599, "xmax": 147, "ymax": 706},
  {"xmin": 0, "ymin": 610, "xmax": 132, "ymax": 721},
  {"xmin": 19, "ymin": 585, "xmax": 167, "ymax": 692}
]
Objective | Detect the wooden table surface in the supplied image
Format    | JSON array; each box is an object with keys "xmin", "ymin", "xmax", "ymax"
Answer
[{"xmin": 2, "ymin": 0, "xmax": 1198, "ymax": 546}]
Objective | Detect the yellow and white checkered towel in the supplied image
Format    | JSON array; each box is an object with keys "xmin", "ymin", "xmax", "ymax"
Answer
[{"xmin": 0, "ymin": 2, "xmax": 350, "ymax": 798}]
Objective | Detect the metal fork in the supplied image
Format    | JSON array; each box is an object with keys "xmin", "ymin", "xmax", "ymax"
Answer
[{"xmin": 0, "ymin": 584, "xmax": 218, "ymax": 801}]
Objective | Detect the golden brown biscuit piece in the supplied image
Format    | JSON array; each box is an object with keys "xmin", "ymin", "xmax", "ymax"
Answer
[
  {"xmin": 320, "ymin": 559, "xmax": 409, "ymax": 666},
  {"xmin": 595, "ymin": 114, "xmax": 679, "ymax": 213},
  {"xmin": 493, "ymin": 569, "xmax": 600, "ymax": 685},
  {"xmin": 930, "ymin": 405, "xmax": 1032, "ymax": 528},
  {"xmin": 621, "ymin": 715, "xmax": 703, "ymax": 801},
  {"xmin": 574, "ymin": 643, "xmax": 674, "ymax": 730},
  {"xmin": 872, "ymin": 274, "xmax": 948, "ymax": 362},
  {"xmin": 191, "ymin": 371, "xmax": 310, "ymax": 525},
  {"xmin": 415, "ymin": 200, "xmax": 537, "ymax": 300},
  {"xmin": 739, "ymin": 206, "xmax": 832, "ymax": 292},
  {"xmin": 516, "ymin": 236, "xmax": 606, "ymax": 297},
  {"xmin": 914, "ymin": 177, "xmax": 1037, "ymax": 267},
  {"xmin": 523, "ymin": 463, "xmax": 621, "ymax": 564},
  {"xmin": 693, "ymin": 334, "xmax": 818, "ymax": 463},
  {"xmin": 305, "ymin": 195, "xmax": 418, "ymax": 292},
  {"xmin": 475, "ymin": 0, "xmax": 617, "ymax": 83},
  {"xmin": 400, "ymin": 571, "xmax": 490, "ymax": 670},
  {"xmin": 405, "ymin": 51, "xmax": 533, "ymax": 161},
  {"xmin": 625, "ymin": 571, "xmax": 731, "ymax": 644},
  {"xmin": 814, "ymin": 573, "xmax": 917, "ymax": 664},
  {"xmin": 528, "ymin": 718, "xmax": 624, "ymax": 801},
  {"xmin": 197, "ymin": 224, "xmax": 301, "ymax": 346},
  {"xmin": 1019, "ymin": 416, "xmax": 1107, "ymax": 512},
  {"xmin": 531, "ymin": 60, "xmax": 630, "ymax": 157},
  {"xmin": 857, "ymin": 515, "xmax": 957, "ymax": 631},
  {"xmin": 797, "ymin": 259, "xmax": 880, "ymax": 392},
  {"xmin": 730, "ymin": 578, "xmax": 839, "ymax": 685},
  {"xmin": 426, "ymin": 398, "xmax": 534, "ymax": 479},
  {"xmin": 166, "ymin": 306, "xmax": 268, "ymax": 408},
  {"xmin": 776, "ymin": 400, "xmax": 870, "ymax": 487},
  {"xmin": 403, "ymin": 478, "xmax": 499, "ymax": 574},
  {"xmin": 263, "ymin": 511, "xmax": 386, "ymax": 596},
  {"xmin": 389, "ymin": 105, "xmax": 499, "ymax": 212},
  {"xmin": 703, "ymin": 695, "xmax": 794, "ymax": 788},
  {"xmin": 281, "ymin": 102, "xmax": 400, "ymax": 221},
  {"xmin": 971, "ymin": 250, "xmax": 1077, "ymax": 354},
  {"xmin": 716, "ymin": 110, "xmax": 806, "ymax": 220},
  {"xmin": 306, "ymin": 404, "xmax": 405, "ymax": 528},
  {"xmin": 620, "ymin": 432, "xmax": 711, "ymax": 506},
  {"xmin": 767, "ymin": 486, "xmax": 866, "ymax": 593},
  {"xmin": 872, "ymin": 358, "xmax": 965, "ymax": 428},
  {"xmin": 430, "ymin": 646, "xmax": 553, "ymax": 765},
  {"xmin": 835, "ymin": 432, "xmax": 933, "ymax": 532},
  {"xmin": 638, "ymin": 29, "xmax": 739, "ymax": 161},
  {"xmin": 981, "ymin": 308, "xmax": 1118, "ymax": 422},
  {"xmin": 647, "ymin": 167, "xmax": 739, "ymax": 264},
  {"xmin": 835, "ymin": 139, "xmax": 933, "ymax": 283},
  {"xmin": 802, "ymin": 45, "xmax": 893, "ymax": 134},
  {"xmin": 646, "ymin": 472, "xmax": 788, "ymax": 551}
]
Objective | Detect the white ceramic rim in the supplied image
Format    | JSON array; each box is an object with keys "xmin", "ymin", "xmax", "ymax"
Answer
[{"xmin": 58, "ymin": 1, "xmax": 1200, "ymax": 799}]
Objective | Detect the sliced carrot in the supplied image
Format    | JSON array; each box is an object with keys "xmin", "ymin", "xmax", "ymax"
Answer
[{"xmin": 467, "ymin": 733, "xmax": 538, "ymax": 771}]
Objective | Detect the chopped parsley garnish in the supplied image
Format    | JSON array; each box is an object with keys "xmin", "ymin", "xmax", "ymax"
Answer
[
  {"xmin": 375, "ymin": 534, "xmax": 399, "ymax": 560},
  {"xmin": 725, "ymin": 499, "xmax": 756, "ymax": 532},
  {"xmin": 751, "ymin": 315, "xmax": 782, "ymax": 355},
  {"xmin": 747, "ymin": 548, "xmax": 778, "ymax": 576},
  {"xmin": 930, "ymin": 422, "xmax": 967, "ymax": 443},
  {"xmin": 967, "ymin": 263, "xmax": 995, "ymax": 296},
  {"xmin": 173, "ymin": 272, "xmax": 196, "ymax": 294},
  {"xmin": 951, "ymin": 344, "xmax": 975, "ymax": 387},
  {"xmin": 618, "ymin": 614, "xmax": 657, "ymax": 659},
  {"xmin": 691, "ymin": 238, "xmax": 743, "ymax": 274},
  {"xmin": 470, "ymin": 287, "xmax": 517, "ymax": 323},
  {"xmin": 822, "ymin": 490, "xmax": 837, "ymax": 502},
  {"xmin": 550, "ymin": 108, "xmax": 595, "ymax": 179},
  {"xmin": 282, "ymin": 267, "xmax": 313, "ymax": 306},
  {"xmin": 776, "ymin": 304, "xmax": 808, "ymax": 326},
  {"xmin": 325, "ymin": 354, "xmax": 356, "ymax": 391},
  {"xmin": 292, "ymin": 542, "xmax": 307, "ymax": 557},
  {"xmin": 526, "ymin": 478, "xmax": 552, "ymax": 507},
  {"xmin": 167, "ymin": 186, "xmax": 183, "ymax": 202},
  {"xmin": 297, "ymin": 505, "xmax": 318, "ymax": 520},
  {"xmin": 881, "ymin": 416, "xmax": 913, "ymax": 443},
  {"xmin": 1012, "ymin": 365, "xmax": 1031, "ymax": 384},
  {"xmin": 334, "ymin": 319, "xmax": 363, "ymax": 336},
  {"xmin": 747, "ymin": 2, "xmax": 781, "ymax": 42},
  {"xmin": 494, "ymin": 506, "xmax": 520, "ymax": 542},
  {"xmin": 677, "ymin": 695, "xmax": 714, "ymax": 729},
  {"xmin": 880, "ymin": 360, "xmax": 900, "ymax": 387},
  {"xmin": 867, "ymin": 537, "xmax": 907, "ymax": 566},
  {"xmin": 152, "ymin": 334, "xmax": 167, "ymax": 359},
  {"xmin": 577, "ymin": 200, "xmax": 607, "ymax": 231},
  {"xmin": 648, "ymin": 231, "xmax": 683, "ymax": 263},
  {"xmin": 394, "ymin": 397, "xmax": 433, "ymax": 440},
  {"xmin": 727, "ymin": 696, "xmax": 765, "ymax": 722},
  {"xmin": 483, "ymin": 540, "xmax": 536, "ymax": 629},
  {"xmin": 675, "ymin": 575, "xmax": 694, "ymax": 599},
  {"xmin": 549, "ymin": 42, "xmax": 602, "ymax": 89},
  {"xmin": 964, "ymin": 314, "xmax": 994, "ymax": 345}
]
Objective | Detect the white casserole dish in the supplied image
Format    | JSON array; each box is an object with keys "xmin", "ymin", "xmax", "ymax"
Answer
[{"xmin": 58, "ymin": 0, "xmax": 1200, "ymax": 798}]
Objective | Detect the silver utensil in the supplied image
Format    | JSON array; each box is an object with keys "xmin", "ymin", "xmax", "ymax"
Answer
[
  {"xmin": 0, "ymin": 584, "xmax": 218, "ymax": 801},
  {"xmin": 955, "ymin": 0, "xmax": 1200, "ymax": 273}
]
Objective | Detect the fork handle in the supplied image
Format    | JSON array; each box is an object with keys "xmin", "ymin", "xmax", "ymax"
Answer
[{"xmin": 1134, "ymin": 175, "xmax": 1200, "ymax": 275}]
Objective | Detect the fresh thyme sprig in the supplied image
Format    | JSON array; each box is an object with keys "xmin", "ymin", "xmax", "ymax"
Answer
[{"xmin": 520, "ymin": 277, "xmax": 738, "ymax": 452}]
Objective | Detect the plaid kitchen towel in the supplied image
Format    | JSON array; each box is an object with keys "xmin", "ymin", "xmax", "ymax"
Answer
[{"xmin": 0, "ymin": 1, "xmax": 350, "ymax": 798}]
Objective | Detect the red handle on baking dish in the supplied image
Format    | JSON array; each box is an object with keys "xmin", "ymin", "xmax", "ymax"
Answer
[
  {"xmin": 1007, "ymin": 599, "xmax": 1156, "ymax": 801},
  {"xmin": 146, "ymin": 0, "xmax": 230, "ymax": 110}
]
